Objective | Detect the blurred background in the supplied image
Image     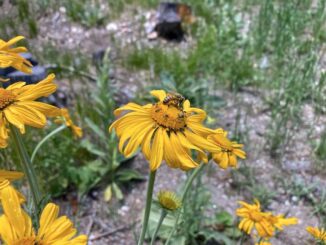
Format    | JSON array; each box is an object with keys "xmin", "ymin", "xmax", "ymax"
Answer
[{"xmin": 0, "ymin": 0, "xmax": 325, "ymax": 244}]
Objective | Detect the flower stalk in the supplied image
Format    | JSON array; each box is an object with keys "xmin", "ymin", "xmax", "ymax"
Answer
[
  {"xmin": 10, "ymin": 125, "xmax": 42, "ymax": 211},
  {"xmin": 31, "ymin": 124, "xmax": 67, "ymax": 163},
  {"xmin": 150, "ymin": 209, "xmax": 167, "ymax": 245},
  {"xmin": 138, "ymin": 170, "xmax": 157, "ymax": 245},
  {"xmin": 165, "ymin": 163, "xmax": 206, "ymax": 245}
]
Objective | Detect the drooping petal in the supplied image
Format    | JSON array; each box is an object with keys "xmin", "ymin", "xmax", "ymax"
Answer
[
  {"xmin": 16, "ymin": 74, "xmax": 57, "ymax": 101},
  {"xmin": 149, "ymin": 127, "xmax": 164, "ymax": 171}
]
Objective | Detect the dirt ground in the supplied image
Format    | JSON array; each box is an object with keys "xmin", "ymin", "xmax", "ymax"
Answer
[{"xmin": 8, "ymin": 3, "xmax": 325, "ymax": 245}]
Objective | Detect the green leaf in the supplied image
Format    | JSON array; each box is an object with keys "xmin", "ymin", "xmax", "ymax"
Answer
[
  {"xmin": 112, "ymin": 182, "xmax": 124, "ymax": 200},
  {"xmin": 104, "ymin": 185, "xmax": 112, "ymax": 202},
  {"xmin": 197, "ymin": 230, "xmax": 233, "ymax": 245},
  {"xmin": 85, "ymin": 117, "xmax": 106, "ymax": 141},
  {"xmin": 116, "ymin": 169, "xmax": 145, "ymax": 182},
  {"xmin": 80, "ymin": 139, "xmax": 106, "ymax": 157},
  {"xmin": 215, "ymin": 211, "xmax": 233, "ymax": 226}
]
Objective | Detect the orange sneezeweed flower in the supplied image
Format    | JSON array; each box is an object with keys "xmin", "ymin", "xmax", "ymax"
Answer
[
  {"xmin": 109, "ymin": 90, "xmax": 219, "ymax": 171},
  {"xmin": 0, "ymin": 187, "xmax": 88, "ymax": 245},
  {"xmin": 255, "ymin": 242, "xmax": 272, "ymax": 245},
  {"xmin": 0, "ymin": 169, "xmax": 25, "ymax": 204},
  {"xmin": 237, "ymin": 199, "xmax": 298, "ymax": 238},
  {"xmin": 0, "ymin": 36, "xmax": 32, "ymax": 74},
  {"xmin": 0, "ymin": 74, "xmax": 60, "ymax": 148},
  {"xmin": 55, "ymin": 108, "xmax": 83, "ymax": 138},
  {"xmin": 207, "ymin": 128, "xmax": 246, "ymax": 169},
  {"xmin": 237, "ymin": 199, "xmax": 274, "ymax": 237},
  {"xmin": 306, "ymin": 226, "xmax": 326, "ymax": 243}
]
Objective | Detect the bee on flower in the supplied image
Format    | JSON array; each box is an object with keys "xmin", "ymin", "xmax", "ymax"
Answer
[{"xmin": 109, "ymin": 90, "xmax": 220, "ymax": 171}]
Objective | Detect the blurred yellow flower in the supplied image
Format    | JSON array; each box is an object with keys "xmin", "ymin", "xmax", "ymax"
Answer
[
  {"xmin": 237, "ymin": 199, "xmax": 298, "ymax": 239},
  {"xmin": 207, "ymin": 128, "xmax": 246, "ymax": 169},
  {"xmin": 255, "ymin": 242, "xmax": 272, "ymax": 245},
  {"xmin": 0, "ymin": 187, "xmax": 87, "ymax": 245},
  {"xmin": 157, "ymin": 190, "xmax": 181, "ymax": 211},
  {"xmin": 56, "ymin": 108, "xmax": 83, "ymax": 138},
  {"xmin": 109, "ymin": 90, "xmax": 219, "ymax": 171},
  {"xmin": 267, "ymin": 214, "xmax": 298, "ymax": 231},
  {"xmin": 237, "ymin": 199, "xmax": 274, "ymax": 237},
  {"xmin": 0, "ymin": 74, "xmax": 60, "ymax": 148},
  {"xmin": 0, "ymin": 36, "xmax": 32, "ymax": 74},
  {"xmin": 306, "ymin": 226, "xmax": 326, "ymax": 242},
  {"xmin": 0, "ymin": 169, "xmax": 25, "ymax": 203}
]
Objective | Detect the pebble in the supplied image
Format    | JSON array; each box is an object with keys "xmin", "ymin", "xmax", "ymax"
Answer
[
  {"xmin": 59, "ymin": 6, "xmax": 66, "ymax": 13},
  {"xmin": 106, "ymin": 23, "xmax": 118, "ymax": 32},
  {"xmin": 282, "ymin": 159, "xmax": 311, "ymax": 171}
]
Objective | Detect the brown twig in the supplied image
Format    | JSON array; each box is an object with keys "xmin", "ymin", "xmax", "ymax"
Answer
[
  {"xmin": 89, "ymin": 223, "xmax": 134, "ymax": 241},
  {"xmin": 86, "ymin": 214, "xmax": 95, "ymax": 237}
]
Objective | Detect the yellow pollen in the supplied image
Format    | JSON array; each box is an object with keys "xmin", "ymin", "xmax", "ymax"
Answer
[
  {"xmin": 0, "ymin": 88, "xmax": 16, "ymax": 110},
  {"xmin": 151, "ymin": 102, "xmax": 186, "ymax": 130}
]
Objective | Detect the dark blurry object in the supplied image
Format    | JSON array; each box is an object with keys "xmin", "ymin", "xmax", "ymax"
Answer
[
  {"xmin": 0, "ymin": 52, "xmax": 67, "ymax": 107},
  {"xmin": 1, "ymin": 52, "xmax": 44, "ymax": 86},
  {"xmin": 6, "ymin": 66, "xmax": 47, "ymax": 84},
  {"xmin": 154, "ymin": 2, "xmax": 194, "ymax": 42},
  {"xmin": 0, "ymin": 52, "xmax": 38, "ymax": 77}
]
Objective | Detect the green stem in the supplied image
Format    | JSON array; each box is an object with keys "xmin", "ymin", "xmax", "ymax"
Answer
[
  {"xmin": 138, "ymin": 170, "xmax": 157, "ymax": 245},
  {"xmin": 150, "ymin": 209, "xmax": 167, "ymax": 245},
  {"xmin": 10, "ymin": 125, "xmax": 42, "ymax": 209},
  {"xmin": 31, "ymin": 124, "xmax": 67, "ymax": 163},
  {"xmin": 165, "ymin": 163, "xmax": 206, "ymax": 245},
  {"xmin": 239, "ymin": 233, "xmax": 246, "ymax": 245}
]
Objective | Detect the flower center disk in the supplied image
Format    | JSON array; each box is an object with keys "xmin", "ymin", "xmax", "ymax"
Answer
[
  {"xmin": 0, "ymin": 88, "xmax": 15, "ymax": 110},
  {"xmin": 151, "ymin": 102, "xmax": 186, "ymax": 130}
]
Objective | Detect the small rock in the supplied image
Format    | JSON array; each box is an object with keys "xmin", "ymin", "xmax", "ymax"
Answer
[
  {"xmin": 291, "ymin": 196, "xmax": 299, "ymax": 203},
  {"xmin": 59, "ymin": 6, "xmax": 66, "ymax": 13},
  {"xmin": 106, "ymin": 23, "xmax": 118, "ymax": 32},
  {"xmin": 147, "ymin": 31, "xmax": 158, "ymax": 40},
  {"xmin": 282, "ymin": 159, "xmax": 311, "ymax": 171}
]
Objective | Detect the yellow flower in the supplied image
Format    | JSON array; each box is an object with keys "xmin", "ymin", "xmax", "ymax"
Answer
[
  {"xmin": 306, "ymin": 226, "xmax": 326, "ymax": 242},
  {"xmin": 157, "ymin": 190, "xmax": 182, "ymax": 211},
  {"xmin": 266, "ymin": 214, "xmax": 298, "ymax": 231},
  {"xmin": 255, "ymin": 242, "xmax": 272, "ymax": 245},
  {"xmin": 109, "ymin": 90, "xmax": 219, "ymax": 171},
  {"xmin": 236, "ymin": 200, "xmax": 274, "ymax": 237},
  {"xmin": 207, "ymin": 128, "xmax": 246, "ymax": 169},
  {"xmin": 0, "ymin": 74, "xmax": 60, "ymax": 148},
  {"xmin": 0, "ymin": 169, "xmax": 25, "ymax": 203},
  {"xmin": 0, "ymin": 36, "xmax": 32, "ymax": 74},
  {"xmin": 55, "ymin": 108, "xmax": 83, "ymax": 138},
  {"xmin": 0, "ymin": 187, "xmax": 88, "ymax": 245},
  {"xmin": 237, "ymin": 200, "xmax": 298, "ymax": 238}
]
